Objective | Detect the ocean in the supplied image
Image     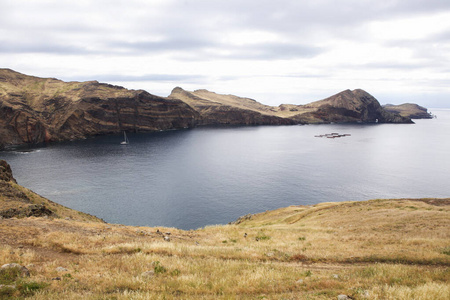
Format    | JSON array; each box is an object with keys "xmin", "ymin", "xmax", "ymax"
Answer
[{"xmin": 2, "ymin": 109, "xmax": 449, "ymax": 230}]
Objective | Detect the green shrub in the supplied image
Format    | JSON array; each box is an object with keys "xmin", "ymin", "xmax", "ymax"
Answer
[
  {"xmin": 0, "ymin": 267, "xmax": 22, "ymax": 285},
  {"xmin": 18, "ymin": 281, "xmax": 48, "ymax": 296},
  {"xmin": 256, "ymin": 232, "xmax": 271, "ymax": 241},
  {"xmin": 153, "ymin": 261, "xmax": 167, "ymax": 274}
]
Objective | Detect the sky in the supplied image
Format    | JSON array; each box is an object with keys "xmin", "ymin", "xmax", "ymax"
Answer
[{"xmin": 1, "ymin": 0, "xmax": 449, "ymax": 108}]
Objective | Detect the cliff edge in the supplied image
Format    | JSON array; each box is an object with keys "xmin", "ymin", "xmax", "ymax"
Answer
[
  {"xmin": 383, "ymin": 103, "xmax": 433, "ymax": 119},
  {"xmin": 0, "ymin": 69, "xmax": 199, "ymax": 148},
  {"xmin": 0, "ymin": 159, "xmax": 103, "ymax": 221}
]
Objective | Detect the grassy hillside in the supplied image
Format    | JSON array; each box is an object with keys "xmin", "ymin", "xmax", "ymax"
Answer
[{"xmin": 1, "ymin": 196, "xmax": 448, "ymax": 299}]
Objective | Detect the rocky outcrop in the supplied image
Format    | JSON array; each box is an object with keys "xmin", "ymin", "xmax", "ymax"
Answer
[
  {"xmin": 291, "ymin": 89, "xmax": 413, "ymax": 124},
  {"xmin": 0, "ymin": 69, "xmax": 199, "ymax": 148},
  {"xmin": 0, "ymin": 160, "xmax": 53, "ymax": 219},
  {"xmin": 0, "ymin": 204, "xmax": 53, "ymax": 219},
  {"xmin": 0, "ymin": 160, "xmax": 15, "ymax": 182},
  {"xmin": 383, "ymin": 103, "xmax": 433, "ymax": 119},
  {"xmin": 0, "ymin": 160, "xmax": 103, "ymax": 221}
]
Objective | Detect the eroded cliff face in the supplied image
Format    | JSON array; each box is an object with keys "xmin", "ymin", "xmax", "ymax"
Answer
[
  {"xmin": 383, "ymin": 103, "xmax": 433, "ymax": 119},
  {"xmin": 0, "ymin": 69, "xmax": 414, "ymax": 148},
  {"xmin": 0, "ymin": 69, "xmax": 199, "ymax": 148}
]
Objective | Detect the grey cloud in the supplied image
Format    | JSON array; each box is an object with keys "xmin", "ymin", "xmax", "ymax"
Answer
[
  {"xmin": 4, "ymin": 0, "xmax": 450, "ymax": 60},
  {"xmin": 223, "ymin": 43, "xmax": 323, "ymax": 60},
  {"xmin": 60, "ymin": 74, "xmax": 209, "ymax": 85},
  {"xmin": 105, "ymin": 37, "xmax": 214, "ymax": 55},
  {"xmin": 0, "ymin": 40, "xmax": 92, "ymax": 54}
]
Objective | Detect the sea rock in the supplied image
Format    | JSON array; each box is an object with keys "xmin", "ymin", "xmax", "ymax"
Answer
[{"xmin": 0, "ymin": 263, "xmax": 30, "ymax": 277}]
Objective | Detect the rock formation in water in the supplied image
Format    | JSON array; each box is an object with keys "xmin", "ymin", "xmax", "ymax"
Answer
[
  {"xmin": 383, "ymin": 103, "xmax": 433, "ymax": 119},
  {"xmin": 169, "ymin": 87, "xmax": 413, "ymax": 125},
  {"xmin": 0, "ymin": 68, "xmax": 199, "ymax": 148}
]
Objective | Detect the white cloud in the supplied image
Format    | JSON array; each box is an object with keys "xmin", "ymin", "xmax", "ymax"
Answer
[{"xmin": 1, "ymin": 0, "xmax": 449, "ymax": 107}]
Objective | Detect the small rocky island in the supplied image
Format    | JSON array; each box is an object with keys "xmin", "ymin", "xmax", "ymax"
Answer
[
  {"xmin": 383, "ymin": 103, "xmax": 434, "ymax": 119},
  {"xmin": 0, "ymin": 68, "xmax": 420, "ymax": 149}
]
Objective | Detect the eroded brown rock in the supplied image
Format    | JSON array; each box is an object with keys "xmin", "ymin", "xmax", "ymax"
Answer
[{"xmin": 0, "ymin": 69, "xmax": 199, "ymax": 148}]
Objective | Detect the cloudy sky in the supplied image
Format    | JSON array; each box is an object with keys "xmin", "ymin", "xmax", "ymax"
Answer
[{"xmin": 1, "ymin": 0, "xmax": 449, "ymax": 107}]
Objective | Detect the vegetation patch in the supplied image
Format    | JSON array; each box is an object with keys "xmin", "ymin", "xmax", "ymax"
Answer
[{"xmin": 0, "ymin": 197, "xmax": 448, "ymax": 299}]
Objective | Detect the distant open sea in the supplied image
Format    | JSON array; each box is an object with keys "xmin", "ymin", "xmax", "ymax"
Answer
[{"xmin": 2, "ymin": 109, "xmax": 449, "ymax": 230}]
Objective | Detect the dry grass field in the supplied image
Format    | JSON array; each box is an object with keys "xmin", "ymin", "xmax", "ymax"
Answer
[{"xmin": 1, "ymin": 195, "xmax": 449, "ymax": 299}]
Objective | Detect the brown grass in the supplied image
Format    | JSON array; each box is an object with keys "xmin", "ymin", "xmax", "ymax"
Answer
[{"xmin": 0, "ymin": 198, "xmax": 449, "ymax": 299}]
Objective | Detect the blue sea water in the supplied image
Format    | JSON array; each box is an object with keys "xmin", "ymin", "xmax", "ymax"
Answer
[{"xmin": 1, "ymin": 109, "xmax": 449, "ymax": 230}]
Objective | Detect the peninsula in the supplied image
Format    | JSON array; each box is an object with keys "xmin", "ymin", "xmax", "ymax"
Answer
[{"xmin": 0, "ymin": 69, "xmax": 415, "ymax": 149}]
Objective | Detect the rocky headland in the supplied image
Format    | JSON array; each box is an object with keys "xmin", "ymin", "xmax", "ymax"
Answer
[
  {"xmin": 169, "ymin": 87, "xmax": 413, "ymax": 125},
  {"xmin": 0, "ymin": 69, "xmax": 198, "ymax": 148},
  {"xmin": 1, "ymin": 69, "xmax": 416, "ymax": 148},
  {"xmin": 383, "ymin": 103, "xmax": 434, "ymax": 119}
]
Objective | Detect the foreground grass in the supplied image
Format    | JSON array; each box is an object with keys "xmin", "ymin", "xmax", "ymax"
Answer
[{"xmin": 0, "ymin": 198, "xmax": 449, "ymax": 299}]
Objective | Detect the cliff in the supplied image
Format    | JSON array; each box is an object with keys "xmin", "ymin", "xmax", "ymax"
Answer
[
  {"xmin": 0, "ymin": 160, "xmax": 102, "ymax": 221},
  {"xmin": 0, "ymin": 69, "xmax": 414, "ymax": 148},
  {"xmin": 383, "ymin": 103, "xmax": 433, "ymax": 119},
  {"xmin": 0, "ymin": 69, "xmax": 199, "ymax": 148},
  {"xmin": 170, "ymin": 87, "xmax": 413, "ymax": 125}
]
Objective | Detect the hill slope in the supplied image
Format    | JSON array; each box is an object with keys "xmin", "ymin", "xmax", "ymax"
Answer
[
  {"xmin": 0, "ymin": 160, "xmax": 102, "ymax": 222},
  {"xmin": 169, "ymin": 87, "xmax": 413, "ymax": 125},
  {"xmin": 0, "ymin": 161, "xmax": 448, "ymax": 299},
  {"xmin": 168, "ymin": 87, "xmax": 295, "ymax": 126}
]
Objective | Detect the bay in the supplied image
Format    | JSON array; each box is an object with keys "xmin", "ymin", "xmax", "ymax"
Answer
[{"xmin": 2, "ymin": 109, "xmax": 449, "ymax": 230}]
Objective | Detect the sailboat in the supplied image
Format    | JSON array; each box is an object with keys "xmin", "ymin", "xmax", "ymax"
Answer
[{"xmin": 120, "ymin": 131, "xmax": 129, "ymax": 145}]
